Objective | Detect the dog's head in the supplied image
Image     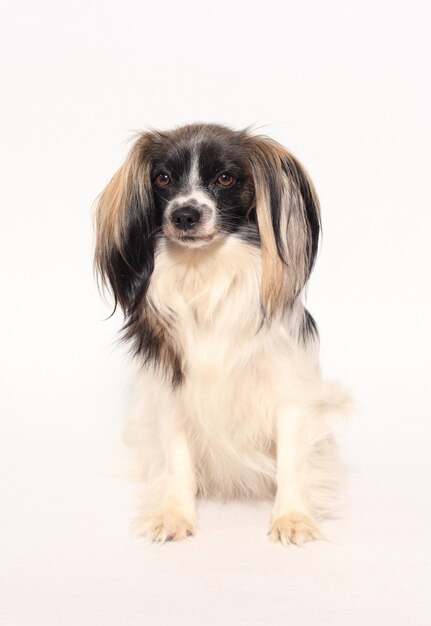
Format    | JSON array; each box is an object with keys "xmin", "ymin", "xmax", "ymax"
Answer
[{"xmin": 95, "ymin": 123, "xmax": 320, "ymax": 318}]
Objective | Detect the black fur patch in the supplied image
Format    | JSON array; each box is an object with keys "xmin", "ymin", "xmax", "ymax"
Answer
[
  {"xmin": 301, "ymin": 309, "xmax": 319, "ymax": 344},
  {"xmin": 106, "ymin": 189, "xmax": 157, "ymax": 314},
  {"xmin": 123, "ymin": 307, "xmax": 184, "ymax": 387}
]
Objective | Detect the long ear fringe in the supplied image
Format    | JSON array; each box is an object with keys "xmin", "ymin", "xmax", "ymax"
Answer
[
  {"xmin": 246, "ymin": 136, "xmax": 321, "ymax": 319},
  {"xmin": 93, "ymin": 136, "xmax": 155, "ymax": 314}
]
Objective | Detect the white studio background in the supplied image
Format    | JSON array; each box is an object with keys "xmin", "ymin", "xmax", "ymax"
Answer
[{"xmin": 0, "ymin": 1, "xmax": 430, "ymax": 625}]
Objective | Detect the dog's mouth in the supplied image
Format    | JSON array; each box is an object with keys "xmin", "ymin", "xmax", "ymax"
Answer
[{"xmin": 163, "ymin": 225, "xmax": 217, "ymax": 247}]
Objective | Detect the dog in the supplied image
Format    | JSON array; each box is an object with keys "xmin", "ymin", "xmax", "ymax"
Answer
[{"xmin": 95, "ymin": 123, "xmax": 350, "ymax": 545}]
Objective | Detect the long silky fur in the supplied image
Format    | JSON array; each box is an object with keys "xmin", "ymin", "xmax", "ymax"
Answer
[
  {"xmin": 95, "ymin": 123, "xmax": 350, "ymax": 525},
  {"xmin": 246, "ymin": 134, "xmax": 321, "ymax": 317}
]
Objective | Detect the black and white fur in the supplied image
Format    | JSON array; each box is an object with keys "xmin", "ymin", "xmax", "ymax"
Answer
[{"xmin": 95, "ymin": 123, "xmax": 350, "ymax": 545}]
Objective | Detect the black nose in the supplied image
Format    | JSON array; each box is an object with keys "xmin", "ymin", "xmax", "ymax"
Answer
[{"xmin": 171, "ymin": 207, "xmax": 201, "ymax": 231}]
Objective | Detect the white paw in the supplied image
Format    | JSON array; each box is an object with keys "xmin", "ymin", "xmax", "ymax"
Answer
[
  {"xmin": 133, "ymin": 509, "xmax": 196, "ymax": 543},
  {"xmin": 269, "ymin": 512, "xmax": 321, "ymax": 546}
]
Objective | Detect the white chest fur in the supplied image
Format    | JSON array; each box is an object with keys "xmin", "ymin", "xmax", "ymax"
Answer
[
  {"xmin": 142, "ymin": 236, "xmax": 310, "ymax": 497},
  {"xmin": 127, "ymin": 235, "xmax": 345, "ymax": 508}
]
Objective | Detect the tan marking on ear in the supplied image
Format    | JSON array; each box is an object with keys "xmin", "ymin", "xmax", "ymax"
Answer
[
  {"xmin": 252, "ymin": 166, "xmax": 285, "ymax": 318},
  {"xmin": 247, "ymin": 135, "xmax": 320, "ymax": 319},
  {"xmin": 93, "ymin": 136, "xmax": 153, "ymax": 289},
  {"xmin": 95, "ymin": 163, "xmax": 127, "ymax": 254}
]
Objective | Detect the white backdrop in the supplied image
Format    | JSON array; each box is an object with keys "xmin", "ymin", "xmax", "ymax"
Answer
[{"xmin": 1, "ymin": 1, "xmax": 430, "ymax": 625}]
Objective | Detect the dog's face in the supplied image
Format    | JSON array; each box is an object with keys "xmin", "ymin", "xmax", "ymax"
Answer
[
  {"xmin": 95, "ymin": 123, "xmax": 320, "ymax": 318},
  {"xmin": 150, "ymin": 126, "xmax": 256, "ymax": 247}
]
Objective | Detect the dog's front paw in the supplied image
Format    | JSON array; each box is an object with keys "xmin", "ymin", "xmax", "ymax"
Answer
[
  {"xmin": 133, "ymin": 509, "xmax": 196, "ymax": 543},
  {"xmin": 269, "ymin": 512, "xmax": 321, "ymax": 546}
]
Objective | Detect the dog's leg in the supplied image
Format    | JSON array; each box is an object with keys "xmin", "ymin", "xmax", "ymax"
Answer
[
  {"xmin": 135, "ymin": 417, "xmax": 197, "ymax": 543},
  {"xmin": 269, "ymin": 404, "xmax": 321, "ymax": 546}
]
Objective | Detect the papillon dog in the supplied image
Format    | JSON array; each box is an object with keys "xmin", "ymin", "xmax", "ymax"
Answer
[{"xmin": 95, "ymin": 123, "xmax": 350, "ymax": 545}]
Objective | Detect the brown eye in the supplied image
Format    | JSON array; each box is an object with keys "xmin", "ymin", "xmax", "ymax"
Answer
[
  {"xmin": 216, "ymin": 173, "xmax": 235, "ymax": 187},
  {"xmin": 155, "ymin": 173, "xmax": 171, "ymax": 187}
]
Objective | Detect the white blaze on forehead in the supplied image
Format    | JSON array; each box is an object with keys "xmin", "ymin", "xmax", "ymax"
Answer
[{"xmin": 188, "ymin": 147, "xmax": 200, "ymax": 189}]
